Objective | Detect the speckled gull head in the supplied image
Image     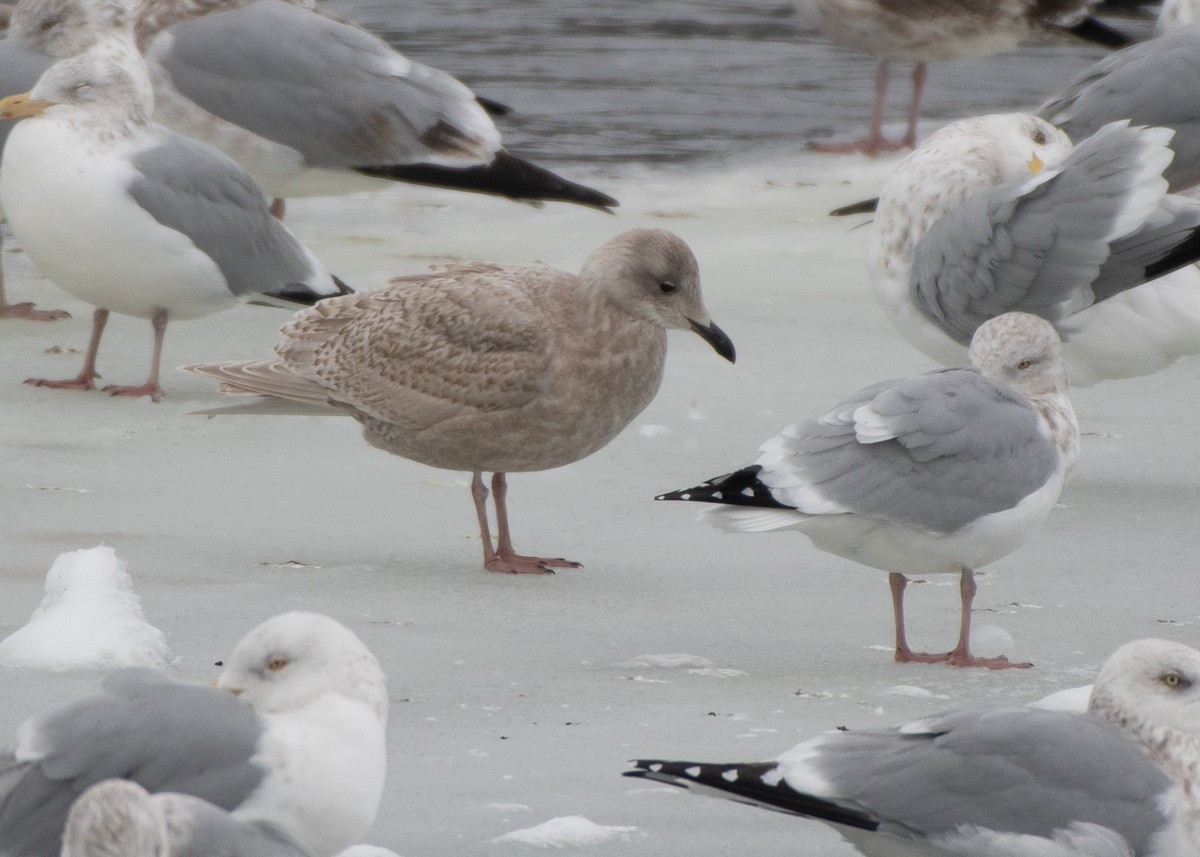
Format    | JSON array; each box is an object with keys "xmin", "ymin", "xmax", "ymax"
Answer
[
  {"xmin": 217, "ymin": 612, "xmax": 389, "ymax": 726},
  {"xmin": 1089, "ymin": 638, "xmax": 1200, "ymax": 736},
  {"xmin": 581, "ymin": 228, "xmax": 735, "ymax": 362},
  {"xmin": 8, "ymin": 0, "xmax": 131, "ymax": 57},
  {"xmin": 968, "ymin": 311, "xmax": 1069, "ymax": 398},
  {"xmin": 0, "ymin": 50, "xmax": 150, "ymax": 127},
  {"xmin": 61, "ymin": 780, "xmax": 167, "ymax": 857}
]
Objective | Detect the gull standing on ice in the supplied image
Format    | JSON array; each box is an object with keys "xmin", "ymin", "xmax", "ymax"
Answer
[
  {"xmin": 61, "ymin": 779, "xmax": 310, "ymax": 857},
  {"xmin": 0, "ymin": 611, "xmax": 388, "ymax": 857},
  {"xmin": 627, "ymin": 638, "xmax": 1200, "ymax": 857},
  {"xmin": 128, "ymin": 0, "xmax": 617, "ymax": 213},
  {"xmin": 657, "ymin": 312, "xmax": 1077, "ymax": 669},
  {"xmin": 1037, "ymin": 23, "xmax": 1200, "ymax": 193},
  {"xmin": 0, "ymin": 47, "xmax": 351, "ymax": 400},
  {"xmin": 795, "ymin": 0, "xmax": 1129, "ymax": 155},
  {"xmin": 184, "ymin": 229, "xmax": 736, "ymax": 575},
  {"xmin": 870, "ymin": 112, "xmax": 1200, "ymax": 385}
]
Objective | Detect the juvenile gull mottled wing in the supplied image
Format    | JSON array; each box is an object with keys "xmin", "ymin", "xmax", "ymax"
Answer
[
  {"xmin": 912, "ymin": 121, "xmax": 1200, "ymax": 344},
  {"xmin": 1037, "ymin": 24, "xmax": 1200, "ymax": 192},
  {"xmin": 0, "ymin": 669, "xmax": 263, "ymax": 857}
]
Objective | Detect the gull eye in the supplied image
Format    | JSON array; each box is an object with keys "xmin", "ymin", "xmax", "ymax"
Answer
[
  {"xmin": 40, "ymin": 19, "xmax": 59, "ymax": 31},
  {"xmin": 1016, "ymin": 359, "xmax": 1032, "ymax": 370},
  {"xmin": 266, "ymin": 655, "xmax": 289, "ymax": 672},
  {"xmin": 659, "ymin": 282, "xmax": 678, "ymax": 295},
  {"xmin": 70, "ymin": 82, "xmax": 91, "ymax": 96},
  {"xmin": 1032, "ymin": 128, "xmax": 1047, "ymax": 145},
  {"xmin": 1162, "ymin": 671, "xmax": 1184, "ymax": 688}
]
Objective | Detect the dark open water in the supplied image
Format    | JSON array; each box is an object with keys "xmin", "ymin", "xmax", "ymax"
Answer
[{"xmin": 326, "ymin": 0, "xmax": 1155, "ymax": 170}]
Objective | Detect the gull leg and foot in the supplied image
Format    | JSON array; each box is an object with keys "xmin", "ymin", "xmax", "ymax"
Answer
[
  {"xmin": 890, "ymin": 570, "xmax": 1031, "ymax": 669},
  {"xmin": 0, "ymin": 231, "xmax": 69, "ymax": 321},
  {"xmin": 269, "ymin": 198, "xmax": 286, "ymax": 220},
  {"xmin": 901, "ymin": 62, "xmax": 926, "ymax": 149},
  {"xmin": 101, "ymin": 309, "xmax": 167, "ymax": 401},
  {"xmin": 471, "ymin": 471, "xmax": 581, "ymax": 574},
  {"xmin": 809, "ymin": 61, "xmax": 915, "ymax": 156},
  {"xmin": 25, "ymin": 307, "xmax": 107, "ymax": 391}
]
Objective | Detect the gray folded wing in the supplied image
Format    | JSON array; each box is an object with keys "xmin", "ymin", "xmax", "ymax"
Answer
[
  {"xmin": 912, "ymin": 121, "xmax": 1200, "ymax": 344},
  {"xmin": 1037, "ymin": 24, "xmax": 1200, "ymax": 192},
  {"xmin": 148, "ymin": 0, "xmax": 498, "ymax": 170},
  {"xmin": 781, "ymin": 707, "xmax": 1173, "ymax": 853},
  {"xmin": 760, "ymin": 369, "xmax": 1057, "ymax": 533},
  {"xmin": 0, "ymin": 669, "xmax": 264, "ymax": 857},
  {"xmin": 127, "ymin": 128, "xmax": 326, "ymax": 297},
  {"xmin": 158, "ymin": 794, "xmax": 311, "ymax": 857}
]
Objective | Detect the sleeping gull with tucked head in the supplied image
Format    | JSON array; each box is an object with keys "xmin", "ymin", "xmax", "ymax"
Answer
[
  {"xmin": 627, "ymin": 638, "xmax": 1200, "ymax": 856},
  {"xmin": 794, "ymin": 0, "xmax": 1128, "ymax": 155},
  {"xmin": 870, "ymin": 112, "xmax": 1200, "ymax": 385},
  {"xmin": 0, "ymin": 611, "xmax": 388, "ymax": 857},
  {"xmin": 0, "ymin": 47, "xmax": 351, "ymax": 400},
  {"xmin": 657, "ymin": 312, "xmax": 1077, "ymax": 669},
  {"xmin": 184, "ymin": 228, "xmax": 736, "ymax": 575}
]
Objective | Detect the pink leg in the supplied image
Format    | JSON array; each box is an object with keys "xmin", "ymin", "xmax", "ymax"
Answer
[
  {"xmin": 102, "ymin": 309, "xmax": 167, "ymax": 401},
  {"xmin": 0, "ymin": 231, "xmax": 69, "ymax": 321},
  {"xmin": 809, "ymin": 60, "xmax": 918, "ymax": 156},
  {"xmin": 269, "ymin": 198, "xmax": 286, "ymax": 220},
  {"xmin": 902, "ymin": 62, "xmax": 926, "ymax": 149},
  {"xmin": 471, "ymin": 471, "xmax": 580, "ymax": 574},
  {"xmin": 25, "ymin": 307, "xmax": 108, "ymax": 391}
]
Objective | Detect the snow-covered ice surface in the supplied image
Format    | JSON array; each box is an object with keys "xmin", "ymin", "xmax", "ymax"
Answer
[
  {"xmin": 493, "ymin": 816, "xmax": 640, "ymax": 847},
  {"xmin": 1, "ymin": 153, "xmax": 1199, "ymax": 856},
  {"xmin": 0, "ymin": 544, "xmax": 172, "ymax": 670}
]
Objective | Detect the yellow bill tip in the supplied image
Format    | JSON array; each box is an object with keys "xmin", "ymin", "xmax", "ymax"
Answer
[{"xmin": 1027, "ymin": 152, "xmax": 1044, "ymax": 175}]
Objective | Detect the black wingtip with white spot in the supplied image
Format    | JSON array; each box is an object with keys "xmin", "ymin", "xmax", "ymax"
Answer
[
  {"xmin": 625, "ymin": 759, "xmax": 879, "ymax": 831},
  {"xmin": 655, "ymin": 465, "xmax": 788, "ymax": 508},
  {"xmin": 1144, "ymin": 226, "xmax": 1200, "ymax": 282}
]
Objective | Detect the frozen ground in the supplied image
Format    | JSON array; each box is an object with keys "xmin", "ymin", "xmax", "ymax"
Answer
[{"xmin": 1, "ymin": 153, "xmax": 1198, "ymax": 856}]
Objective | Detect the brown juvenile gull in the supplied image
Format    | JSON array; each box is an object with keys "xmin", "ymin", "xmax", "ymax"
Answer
[
  {"xmin": 795, "ymin": 0, "xmax": 1130, "ymax": 155},
  {"xmin": 184, "ymin": 228, "xmax": 736, "ymax": 575},
  {"xmin": 657, "ymin": 312, "xmax": 1077, "ymax": 669},
  {"xmin": 626, "ymin": 638, "xmax": 1200, "ymax": 856}
]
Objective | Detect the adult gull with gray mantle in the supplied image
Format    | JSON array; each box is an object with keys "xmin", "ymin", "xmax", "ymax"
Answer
[
  {"xmin": 130, "ymin": 0, "xmax": 617, "ymax": 212},
  {"xmin": 0, "ymin": 48, "xmax": 351, "ymax": 401},
  {"xmin": 627, "ymin": 638, "xmax": 1200, "ymax": 856},
  {"xmin": 0, "ymin": 611, "xmax": 388, "ymax": 857},
  {"xmin": 794, "ymin": 0, "xmax": 1129, "ymax": 155},
  {"xmin": 1037, "ymin": 23, "xmax": 1200, "ymax": 193},
  {"xmin": 184, "ymin": 228, "xmax": 736, "ymax": 575},
  {"xmin": 870, "ymin": 112, "xmax": 1200, "ymax": 385},
  {"xmin": 60, "ymin": 779, "xmax": 310, "ymax": 857},
  {"xmin": 657, "ymin": 312, "xmax": 1077, "ymax": 669}
]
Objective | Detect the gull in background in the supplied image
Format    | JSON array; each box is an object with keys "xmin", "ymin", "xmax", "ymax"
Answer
[
  {"xmin": 870, "ymin": 112, "xmax": 1200, "ymax": 385},
  {"xmin": 658, "ymin": 313, "xmax": 1077, "ymax": 669}
]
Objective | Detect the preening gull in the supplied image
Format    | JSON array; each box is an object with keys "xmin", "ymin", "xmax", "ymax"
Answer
[
  {"xmin": 184, "ymin": 228, "xmax": 736, "ymax": 575},
  {"xmin": 626, "ymin": 638, "xmax": 1200, "ymax": 857},
  {"xmin": 869, "ymin": 112, "xmax": 1200, "ymax": 385},
  {"xmin": 794, "ymin": 0, "xmax": 1129, "ymax": 155},
  {"xmin": 115, "ymin": 0, "xmax": 616, "ymax": 212},
  {"xmin": 61, "ymin": 779, "xmax": 310, "ymax": 857},
  {"xmin": 0, "ymin": 47, "xmax": 351, "ymax": 401},
  {"xmin": 1037, "ymin": 23, "xmax": 1200, "ymax": 193},
  {"xmin": 657, "ymin": 312, "xmax": 1077, "ymax": 669},
  {"xmin": 0, "ymin": 611, "xmax": 389, "ymax": 857}
]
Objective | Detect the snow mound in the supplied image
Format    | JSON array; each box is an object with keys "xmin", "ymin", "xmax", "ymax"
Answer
[
  {"xmin": 494, "ymin": 816, "xmax": 639, "ymax": 847},
  {"xmin": 0, "ymin": 545, "xmax": 173, "ymax": 670},
  {"xmin": 335, "ymin": 847, "xmax": 404, "ymax": 857}
]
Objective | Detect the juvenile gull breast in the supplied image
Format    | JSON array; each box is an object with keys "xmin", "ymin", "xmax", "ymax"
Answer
[
  {"xmin": 184, "ymin": 228, "xmax": 736, "ymax": 575},
  {"xmin": 657, "ymin": 312, "xmax": 1077, "ymax": 669}
]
